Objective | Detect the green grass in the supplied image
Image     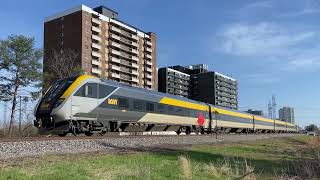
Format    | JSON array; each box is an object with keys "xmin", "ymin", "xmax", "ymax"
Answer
[{"xmin": 0, "ymin": 135, "xmax": 318, "ymax": 180}]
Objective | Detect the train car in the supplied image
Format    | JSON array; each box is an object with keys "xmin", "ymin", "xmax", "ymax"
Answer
[{"xmin": 34, "ymin": 75, "xmax": 298, "ymax": 136}]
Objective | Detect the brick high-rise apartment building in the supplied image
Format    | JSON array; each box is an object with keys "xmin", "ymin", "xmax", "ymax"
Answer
[{"xmin": 44, "ymin": 5, "xmax": 157, "ymax": 90}]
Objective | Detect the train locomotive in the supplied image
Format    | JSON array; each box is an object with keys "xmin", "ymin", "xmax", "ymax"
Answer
[{"xmin": 34, "ymin": 75, "xmax": 298, "ymax": 136}]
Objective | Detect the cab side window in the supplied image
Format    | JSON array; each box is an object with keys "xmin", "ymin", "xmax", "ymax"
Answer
[{"xmin": 74, "ymin": 83, "xmax": 97, "ymax": 98}]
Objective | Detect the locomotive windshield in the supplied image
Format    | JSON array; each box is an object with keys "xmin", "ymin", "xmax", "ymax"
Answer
[
  {"xmin": 44, "ymin": 79, "xmax": 73, "ymax": 100},
  {"xmin": 37, "ymin": 76, "xmax": 78, "ymax": 113}
]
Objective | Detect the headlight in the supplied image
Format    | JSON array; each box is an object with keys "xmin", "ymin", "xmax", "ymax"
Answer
[{"xmin": 53, "ymin": 98, "xmax": 65, "ymax": 108}]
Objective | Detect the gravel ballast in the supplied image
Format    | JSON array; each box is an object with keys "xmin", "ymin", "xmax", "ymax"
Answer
[{"xmin": 0, "ymin": 133, "xmax": 299, "ymax": 159}]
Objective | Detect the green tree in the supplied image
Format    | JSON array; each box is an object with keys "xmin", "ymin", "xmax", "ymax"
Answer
[
  {"xmin": 0, "ymin": 35, "xmax": 42, "ymax": 135},
  {"xmin": 305, "ymin": 124, "xmax": 318, "ymax": 132}
]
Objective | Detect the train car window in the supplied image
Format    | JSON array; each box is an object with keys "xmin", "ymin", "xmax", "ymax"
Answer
[
  {"xmin": 86, "ymin": 83, "xmax": 97, "ymax": 98},
  {"xmin": 98, "ymin": 84, "xmax": 116, "ymax": 98},
  {"xmin": 118, "ymin": 98, "xmax": 129, "ymax": 109},
  {"xmin": 146, "ymin": 103, "xmax": 155, "ymax": 112},
  {"xmin": 157, "ymin": 104, "xmax": 165, "ymax": 113},
  {"xmin": 205, "ymin": 112, "xmax": 209, "ymax": 118},
  {"xmin": 176, "ymin": 108, "xmax": 183, "ymax": 116},
  {"xmin": 184, "ymin": 109, "xmax": 190, "ymax": 116},
  {"xmin": 74, "ymin": 83, "xmax": 97, "ymax": 98},
  {"xmin": 133, "ymin": 100, "xmax": 144, "ymax": 111},
  {"xmin": 168, "ymin": 106, "xmax": 174, "ymax": 114}
]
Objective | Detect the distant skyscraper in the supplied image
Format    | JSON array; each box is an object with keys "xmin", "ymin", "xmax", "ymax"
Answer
[{"xmin": 279, "ymin": 107, "xmax": 294, "ymax": 123}]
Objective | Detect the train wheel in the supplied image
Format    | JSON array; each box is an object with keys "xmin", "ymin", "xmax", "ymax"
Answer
[
  {"xmin": 176, "ymin": 129, "xmax": 181, "ymax": 135},
  {"xmin": 186, "ymin": 126, "xmax": 191, "ymax": 135},
  {"xmin": 200, "ymin": 128, "xmax": 205, "ymax": 135},
  {"xmin": 99, "ymin": 130, "xmax": 107, "ymax": 136}
]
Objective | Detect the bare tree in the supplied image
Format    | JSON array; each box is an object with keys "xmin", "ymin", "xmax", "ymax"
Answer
[
  {"xmin": 48, "ymin": 49, "xmax": 82, "ymax": 78},
  {"xmin": 44, "ymin": 49, "xmax": 83, "ymax": 91}
]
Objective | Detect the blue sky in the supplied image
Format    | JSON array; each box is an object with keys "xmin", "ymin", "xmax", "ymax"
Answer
[{"xmin": 0, "ymin": 0, "xmax": 319, "ymax": 126}]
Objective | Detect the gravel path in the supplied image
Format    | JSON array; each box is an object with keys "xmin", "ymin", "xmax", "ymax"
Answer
[{"xmin": 0, "ymin": 133, "xmax": 299, "ymax": 160}]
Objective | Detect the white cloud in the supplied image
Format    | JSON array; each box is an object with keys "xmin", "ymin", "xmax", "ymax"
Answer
[{"xmin": 219, "ymin": 22, "xmax": 316, "ymax": 56}]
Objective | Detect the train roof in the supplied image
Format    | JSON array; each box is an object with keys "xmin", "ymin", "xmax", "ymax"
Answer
[{"xmin": 100, "ymin": 78, "xmax": 207, "ymax": 105}]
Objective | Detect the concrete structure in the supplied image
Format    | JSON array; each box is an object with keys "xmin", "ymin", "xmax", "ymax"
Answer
[
  {"xmin": 158, "ymin": 67, "xmax": 191, "ymax": 98},
  {"xmin": 279, "ymin": 107, "xmax": 295, "ymax": 123},
  {"xmin": 192, "ymin": 72, "xmax": 238, "ymax": 110},
  {"xmin": 44, "ymin": 5, "xmax": 157, "ymax": 90},
  {"xmin": 158, "ymin": 64, "xmax": 238, "ymax": 110},
  {"xmin": 245, "ymin": 109, "xmax": 264, "ymax": 116}
]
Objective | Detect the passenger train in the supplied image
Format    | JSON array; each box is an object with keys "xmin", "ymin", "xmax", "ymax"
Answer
[{"xmin": 34, "ymin": 75, "xmax": 298, "ymax": 136}]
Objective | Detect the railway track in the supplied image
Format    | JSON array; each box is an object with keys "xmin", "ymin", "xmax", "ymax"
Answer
[
  {"xmin": 0, "ymin": 132, "xmax": 298, "ymax": 143},
  {"xmin": 0, "ymin": 133, "xmax": 300, "ymax": 160}
]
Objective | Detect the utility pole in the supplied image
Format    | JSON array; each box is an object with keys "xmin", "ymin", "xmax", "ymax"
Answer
[
  {"xmin": 272, "ymin": 95, "xmax": 276, "ymax": 119},
  {"xmin": 268, "ymin": 100, "xmax": 272, "ymax": 119},
  {"xmin": 4, "ymin": 101, "xmax": 7, "ymax": 129},
  {"xmin": 19, "ymin": 96, "xmax": 22, "ymax": 136}
]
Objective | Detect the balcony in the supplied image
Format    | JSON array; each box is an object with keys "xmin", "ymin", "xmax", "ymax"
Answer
[
  {"xmin": 146, "ymin": 80, "xmax": 152, "ymax": 86},
  {"xmin": 131, "ymin": 77, "xmax": 139, "ymax": 83},
  {"xmin": 92, "ymin": 34, "xmax": 101, "ymax": 41},
  {"xmin": 132, "ymin": 70, "xmax": 139, "ymax": 76},
  {"xmin": 146, "ymin": 74, "xmax": 152, "ymax": 79},
  {"xmin": 146, "ymin": 60, "xmax": 152, "ymax": 66},
  {"xmin": 110, "ymin": 34, "xmax": 121, "ymax": 41},
  {"xmin": 110, "ymin": 73, "xmax": 120, "ymax": 79},
  {"xmin": 110, "ymin": 26, "xmax": 139, "ymax": 40},
  {"xmin": 92, "ymin": 59, "xmax": 101, "ymax": 66},
  {"xmin": 146, "ymin": 41, "xmax": 152, "ymax": 46},
  {"xmin": 110, "ymin": 57, "xmax": 121, "ymax": 63},
  {"xmin": 92, "ymin": 18, "xmax": 101, "ymax": 25},
  {"xmin": 110, "ymin": 41, "xmax": 121, "ymax": 48},
  {"xmin": 110, "ymin": 34, "xmax": 138, "ymax": 48},
  {"xmin": 92, "ymin": 51, "xmax": 101, "ymax": 58},
  {"xmin": 132, "ymin": 41, "xmax": 138, "ymax": 47},
  {"xmin": 110, "ymin": 49, "xmax": 121, "ymax": 56},
  {"xmin": 146, "ymin": 67, "xmax": 152, "ymax": 72},
  {"xmin": 92, "ymin": 26, "xmax": 101, "ymax": 34},
  {"xmin": 132, "ymin": 63, "xmax": 139, "ymax": 69},
  {"xmin": 92, "ymin": 43, "xmax": 101, "ymax": 50},
  {"xmin": 120, "ymin": 67, "xmax": 130, "ymax": 73},
  {"xmin": 146, "ymin": 47, "xmax": 152, "ymax": 53},
  {"xmin": 110, "ymin": 65, "xmax": 121, "ymax": 71},
  {"xmin": 131, "ymin": 48, "xmax": 138, "ymax": 54},
  {"xmin": 120, "ymin": 74, "xmax": 131, "ymax": 81},
  {"xmin": 145, "ymin": 54, "xmax": 152, "ymax": 59},
  {"xmin": 132, "ymin": 56, "xmax": 139, "ymax": 62},
  {"xmin": 110, "ymin": 26, "xmax": 122, "ymax": 34},
  {"xmin": 91, "ymin": 68, "xmax": 101, "ymax": 75}
]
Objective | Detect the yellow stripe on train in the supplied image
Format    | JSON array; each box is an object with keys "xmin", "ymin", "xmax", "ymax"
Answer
[
  {"xmin": 159, "ymin": 97, "xmax": 208, "ymax": 111},
  {"xmin": 61, "ymin": 75, "xmax": 97, "ymax": 98}
]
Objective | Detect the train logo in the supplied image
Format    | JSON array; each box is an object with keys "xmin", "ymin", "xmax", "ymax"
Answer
[
  {"xmin": 107, "ymin": 98, "xmax": 118, "ymax": 105},
  {"xmin": 197, "ymin": 112, "xmax": 205, "ymax": 126}
]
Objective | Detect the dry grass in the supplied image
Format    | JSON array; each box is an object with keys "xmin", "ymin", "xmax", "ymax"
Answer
[
  {"xmin": 179, "ymin": 155, "xmax": 192, "ymax": 179},
  {"xmin": 276, "ymin": 136, "xmax": 320, "ymax": 179},
  {"xmin": 204, "ymin": 158, "xmax": 256, "ymax": 180}
]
